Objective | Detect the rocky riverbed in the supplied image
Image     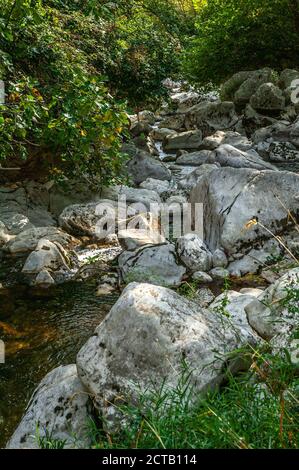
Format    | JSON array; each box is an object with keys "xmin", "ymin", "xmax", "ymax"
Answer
[{"xmin": 1, "ymin": 68, "xmax": 299, "ymax": 448}]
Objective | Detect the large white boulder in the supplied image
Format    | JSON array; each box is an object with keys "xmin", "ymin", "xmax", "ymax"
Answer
[
  {"xmin": 76, "ymin": 283, "xmax": 258, "ymax": 421},
  {"xmin": 190, "ymin": 167, "xmax": 299, "ymax": 254}
]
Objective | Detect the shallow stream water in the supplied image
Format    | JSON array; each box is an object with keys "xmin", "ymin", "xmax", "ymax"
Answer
[{"xmin": 0, "ymin": 257, "xmax": 118, "ymax": 448}]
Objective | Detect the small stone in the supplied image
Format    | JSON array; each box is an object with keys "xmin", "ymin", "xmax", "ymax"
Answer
[
  {"xmin": 210, "ymin": 267, "xmax": 230, "ymax": 280},
  {"xmin": 212, "ymin": 249, "xmax": 228, "ymax": 268},
  {"xmin": 191, "ymin": 271, "xmax": 213, "ymax": 283}
]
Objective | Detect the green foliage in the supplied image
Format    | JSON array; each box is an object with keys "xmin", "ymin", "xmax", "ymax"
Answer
[
  {"xmin": 0, "ymin": 0, "xmax": 194, "ymax": 182},
  {"xmin": 183, "ymin": 0, "xmax": 299, "ymax": 85},
  {"xmin": 87, "ymin": 349, "xmax": 299, "ymax": 449},
  {"xmin": 0, "ymin": 0, "xmax": 129, "ymax": 183}
]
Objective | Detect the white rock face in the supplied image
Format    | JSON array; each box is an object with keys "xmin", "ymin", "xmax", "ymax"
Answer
[
  {"xmin": 245, "ymin": 268, "xmax": 299, "ymax": 340},
  {"xmin": 76, "ymin": 283, "xmax": 258, "ymax": 420},
  {"xmin": 176, "ymin": 233, "xmax": 212, "ymax": 273},
  {"xmin": 163, "ymin": 130, "xmax": 203, "ymax": 152},
  {"xmin": 190, "ymin": 167, "xmax": 299, "ymax": 255},
  {"xmin": 6, "ymin": 365, "xmax": 92, "ymax": 449},
  {"xmin": 118, "ymin": 243, "xmax": 186, "ymax": 287}
]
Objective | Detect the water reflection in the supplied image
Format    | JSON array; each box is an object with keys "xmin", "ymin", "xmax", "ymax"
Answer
[{"xmin": 0, "ymin": 280, "xmax": 117, "ymax": 448}]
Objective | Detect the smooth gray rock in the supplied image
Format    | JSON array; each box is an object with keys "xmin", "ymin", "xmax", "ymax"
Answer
[
  {"xmin": 212, "ymin": 249, "xmax": 228, "ymax": 268},
  {"xmin": 209, "ymin": 267, "xmax": 230, "ymax": 280}
]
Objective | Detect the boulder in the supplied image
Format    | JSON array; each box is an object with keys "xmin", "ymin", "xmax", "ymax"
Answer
[
  {"xmin": 190, "ymin": 167, "xmax": 299, "ymax": 254},
  {"xmin": 128, "ymin": 151, "xmax": 172, "ymax": 185},
  {"xmin": 158, "ymin": 114, "xmax": 185, "ymax": 131},
  {"xmin": 268, "ymin": 142, "xmax": 299, "ymax": 162},
  {"xmin": 139, "ymin": 178, "xmax": 170, "ymax": 195},
  {"xmin": 150, "ymin": 128, "xmax": 176, "ymax": 141},
  {"xmin": 214, "ymin": 144, "xmax": 277, "ymax": 170},
  {"xmin": 184, "ymin": 101, "xmax": 238, "ymax": 135},
  {"xmin": 228, "ymin": 239, "xmax": 282, "ymax": 277},
  {"xmin": 3, "ymin": 227, "xmax": 76, "ymax": 255},
  {"xmin": 280, "ymin": 69, "xmax": 299, "ymax": 89},
  {"xmin": 163, "ymin": 130, "xmax": 203, "ymax": 152},
  {"xmin": 202, "ymin": 131, "xmax": 252, "ymax": 152},
  {"xmin": 130, "ymin": 120, "xmax": 152, "ymax": 138},
  {"xmin": 209, "ymin": 267, "xmax": 230, "ymax": 280},
  {"xmin": 250, "ymin": 83, "xmax": 285, "ymax": 112},
  {"xmin": 22, "ymin": 239, "xmax": 70, "ymax": 273},
  {"xmin": 76, "ymin": 283, "xmax": 258, "ymax": 420},
  {"xmin": 176, "ymin": 233, "xmax": 212, "ymax": 273},
  {"xmin": 231, "ymin": 68, "xmax": 276, "ymax": 107},
  {"xmin": 212, "ymin": 249, "xmax": 228, "ymax": 268},
  {"xmin": 6, "ymin": 365, "xmax": 92, "ymax": 449},
  {"xmin": 178, "ymin": 164, "xmax": 219, "ymax": 191},
  {"xmin": 245, "ymin": 268, "xmax": 299, "ymax": 340},
  {"xmin": 176, "ymin": 150, "xmax": 214, "ymax": 166},
  {"xmin": 118, "ymin": 243, "xmax": 186, "ymax": 287},
  {"xmin": 210, "ymin": 290, "xmax": 262, "ymax": 343},
  {"xmin": 100, "ymin": 185, "xmax": 161, "ymax": 207},
  {"xmin": 242, "ymin": 104, "xmax": 278, "ymax": 136},
  {"xmin": 118, "ymin": 229, "xmax": 165, "ymax": 251}
]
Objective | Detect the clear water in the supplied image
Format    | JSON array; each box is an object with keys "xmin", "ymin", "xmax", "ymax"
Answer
[{"xmin": 0, "ymin": 258, "xmax": 118, "ymax": 448}]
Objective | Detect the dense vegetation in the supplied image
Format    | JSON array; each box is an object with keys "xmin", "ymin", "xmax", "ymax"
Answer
[
  {"xmin": 0, "ymin": 0, "xmax": 298, "ymax": 180},
  {"xmin": 0, "ymin": 0, "xmax": 194, "ymax": 183},
  {"xmin": 183, "ymin": 0, "xmax": 299, "ymax": 85}
]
